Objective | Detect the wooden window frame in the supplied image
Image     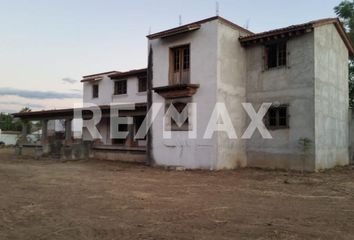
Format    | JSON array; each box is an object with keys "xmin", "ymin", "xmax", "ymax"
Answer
[
  {"xmin": 92, "ymin": 84, "xmax": 99, "ymax": 98},
  {"xmin": 114, "ymin": 79, "xmax": 127, "ymax": 95},
  {"xmin": 169, "ymin": 44, "xmax": 190, "ymax": 85},
  {"xmin": 138, "ymin": 76, "xmax": 147, "ymax": 93},
  {"xmin": 264, "ymin": 41, "xmax": 287, "ymax": 70},
  {"xmin": 265, "ymin": 105, "xmax": 289, "ymax": 130}
]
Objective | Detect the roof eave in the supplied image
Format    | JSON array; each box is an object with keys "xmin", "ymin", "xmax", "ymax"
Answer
[
  {"xmin": 239, "ymin": 18, "xmax": 354, "ymax": 56},
  {"xmin": 332, "ymin": 20, "xmax": 354, "ymax": 57},
  {"xmin": 147, "ymin": 24, "xmax": 201, "ymax": 40},
  {"xmin": 80, "ymin": 77, "xmax": 104, "ymax": 83},
  {"xmin": 146, "ymin": 16, "xmax": 253, "ymax": 40},
  {"xmin": 109, "ymin": 68, "xmax": 147, "ymax": 79},
  {"xmin": 82, "ymin": 71, "xmax": 118, "ymax": 78}
]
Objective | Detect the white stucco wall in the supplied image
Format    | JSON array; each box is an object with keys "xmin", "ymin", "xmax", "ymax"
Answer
[
  {"xmin": 83, "ymin": 75, "xmax": 147, "ymax": 106},
  {"xmin": 314, "ymin": 24, "xmax": 349, "ymax": 169},
  {"xmin": 82, "ymin": 74, "xmax": 147, "ymax": 142},
  {"xmin": 216, "ymin": 21, "xmax": 248, "ymax": 169},
  {"xmin": 150, "ymin": 20, "xmax": 219, "ymax": 169},
  {"xmin": 83, "ymin": 76, "xmax": 113, "ymax": 105},
  {"xmin": 0, "ymin": 132, "xmax": 19, "ymax": 145},
  {"xmin": 112, "ymin": 77, "xmax": 147, "ymax": 104},
  {"xmin": 246, "ymin": 32, "xmax": 316, "ymax": 171}
]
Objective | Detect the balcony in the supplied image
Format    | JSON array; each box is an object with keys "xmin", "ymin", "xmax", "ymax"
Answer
[{"xmin": 153, "ymin": 84, "xmax": 199, "ymax": 99}]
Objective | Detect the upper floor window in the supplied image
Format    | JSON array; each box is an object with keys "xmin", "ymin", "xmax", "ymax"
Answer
[
  {"xmin": 114, "ymin": 80, "xmax": 127, "ymax": 95},
  {"xmin": 265, "ymin": 42, "xmax": 287, "ymax": 69},
  {"xmin": 92, "ymin": 84, "xmax": 99, "ymax": 98},
  {"xmin": 265, "ymin": 105, "xmax": 289, "ymax": 129},
  {"xmin": 169, "ymin": 45, "xmax": 190, "ymax": 85},
  {"xmin": 138, "ymin": 76, "xmax": 147, "ymax": 92}
]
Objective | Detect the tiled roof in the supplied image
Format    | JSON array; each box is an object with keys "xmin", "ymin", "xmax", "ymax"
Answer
[
  {"xmin": 109, "ymin": 68, "xmax": 147, "ymax": 79},
  {"xmin": 83, "ymin": 71, "xmax": 119, "ymax": 78},
  {"xmin": 12, "ymin": 103, "xmax": 147, "ymax": 119},
  {"xmin": 147, "ymin": 16, "xmax": 253, "ymax": 40},
  {"xmin": 239, "ymin": 18, "xmax": 354, "ymax": 56},
  {"xmin": 81, "ymin": 71, "xmax": 120, "ymax": 83}
]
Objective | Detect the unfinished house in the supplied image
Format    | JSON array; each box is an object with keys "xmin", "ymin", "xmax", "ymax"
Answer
[
  {"xmin": 147, "ymin": 16, "xmax": 353, "ymax": 171},
  {"xmin": 13, "ymin": 16, "xmax": 354, "ymax": 171}
]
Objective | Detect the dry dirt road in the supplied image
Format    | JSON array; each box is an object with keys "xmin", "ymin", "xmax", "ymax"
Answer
[{"xmin": 0, "ymin": 148, "xmax": 354, "ymax": 240}]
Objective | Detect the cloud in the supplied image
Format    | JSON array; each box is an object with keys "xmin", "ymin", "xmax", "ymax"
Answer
[
  {"xmin": 70, "ymin": 89, "xmax": 82, "ymax": 93},
  {"xmin": 0, "ymin": 101, "xmax": 45, "ymax": 109},
  {"xmin": 0, "ymin": 88, "xmax": 82, "ymax": 99},
  {"xmin": 62, "ymin": 78, "xmax": 78, "ymax": 84},
  {"xmin": 0, "ymin": 100, "xmax": 46, "ymax": 113},
  {"xmin": 0, "ymin": 109, "xmax": 17, "ymax": 114},
  {"xmin": 26, "ymin": 103, "xmax": 46, "ymax": 109}
]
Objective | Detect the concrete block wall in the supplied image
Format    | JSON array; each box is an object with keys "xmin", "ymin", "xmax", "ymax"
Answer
[
  {"xmin": 245, "ymin": 33, "xmax": 316, "ymax": 171},
  {"xmin": 349, "ymin": 109, "xmax": 354, "ymax": 164},
  {"xmin": 216, "ymin": 21, "xmax": 248, "ymax": 169},
  {"xmin": 314, "ymin": 24, "xmax": 350, "ymax": 169}
]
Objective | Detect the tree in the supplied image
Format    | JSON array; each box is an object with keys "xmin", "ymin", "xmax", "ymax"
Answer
[
  {"xmin": 0, "ymin": 107, "xmax": 33, "ymax": 132},
  {"xmin": 335, "ymin": 1, "xmax": 354, "ymax": 106},
  {"xmin": 0, "ymin": 113, "xmax": 22, "ymax": 131},
  {"xmin": 18, "ymin": 107, "xmax": 32, "ymax": 133}
]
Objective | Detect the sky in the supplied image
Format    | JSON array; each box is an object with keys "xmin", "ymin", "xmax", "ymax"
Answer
[{"xmin": 0, "ymin": 0, "xmax": 343, "ymax": 113}]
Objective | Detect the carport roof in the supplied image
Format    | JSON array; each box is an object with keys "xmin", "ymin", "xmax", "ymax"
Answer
[{"xmin": 12, "ymin": 103, "xmax": 147, "ymax": 120}]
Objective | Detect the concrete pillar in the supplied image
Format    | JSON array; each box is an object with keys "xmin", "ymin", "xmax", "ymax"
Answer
[
  {"xmin": 41, "ymin": 119, "xmax": 50, "ymax": 155},
  {"xmin": 21, "ymin": 121, "xmax": 27, "ymax": 137},
  {"xmin": 125, "ymin": 123, "xmax": 135, "ymax": 147},
  {"xmin": 65, "ymin": 118, "xmax": 72, "ymax": 144},
  {"xmin": 19, "ymin": 121, "xmax": 28, "ymax": 144},
  {"xmin": 41, "ymin": 119, "xmax": 48, "ymax": 143}
]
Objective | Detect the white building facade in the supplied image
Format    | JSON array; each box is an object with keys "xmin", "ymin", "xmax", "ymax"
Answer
[{"xmin": 81, "ymin": 69, "xmax": 148, "ymax": 161}]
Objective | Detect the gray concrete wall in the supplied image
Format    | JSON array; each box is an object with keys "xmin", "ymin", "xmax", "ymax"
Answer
[
  {"xmin": 314, "ymin": 24, "xmax": 349, "ymax": 170},
  {"xmin": 246, "ymin": 33, "xmax": 316, "ymax": 171},
  {"xmin": 349, "ymin": 109, "xmax": 354, "ymax": 164},
  {"xmin": 216, "ymin": 21, "xmax": 248, "ymax": 169},
  {"xmin": 93, "ymin": 150, "xmax": 146, "ymax": 163}
]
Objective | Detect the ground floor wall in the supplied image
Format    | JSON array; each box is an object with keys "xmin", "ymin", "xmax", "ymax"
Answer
[
  {"xmin": 245, "ymin": 88, "xmax": 316, "ymax": 171},
  {"xmin": 247, "ymin": 151, "xmax": 316, "ymax": 172},
  {"xmin": 93, "ymin": 149, "xmax": 146, "ymax": 163},
  {"xmin": 83, "ymin": 116, "xmax": 147, "ymax": 147},
  {"xmin": 0, "ymin": 133, "xmax": 19, "ymax": 145},
  {"xmin": 151, "ymin": 94, "xmax": 219, "ymax": 170},
  {"xmin": 151, "ymin": 90, "xmax": 319, "ymax": 171}
]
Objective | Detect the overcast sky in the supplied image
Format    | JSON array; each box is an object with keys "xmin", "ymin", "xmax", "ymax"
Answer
[{"xmin": 0, "ymin": 0, "xmax": 342, "ymax": 112}]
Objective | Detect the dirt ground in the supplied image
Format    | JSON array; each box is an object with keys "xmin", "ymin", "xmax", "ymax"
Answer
[{"xmin": 0, "ymin": 148, "xmax": 354, "ymax": 240}]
